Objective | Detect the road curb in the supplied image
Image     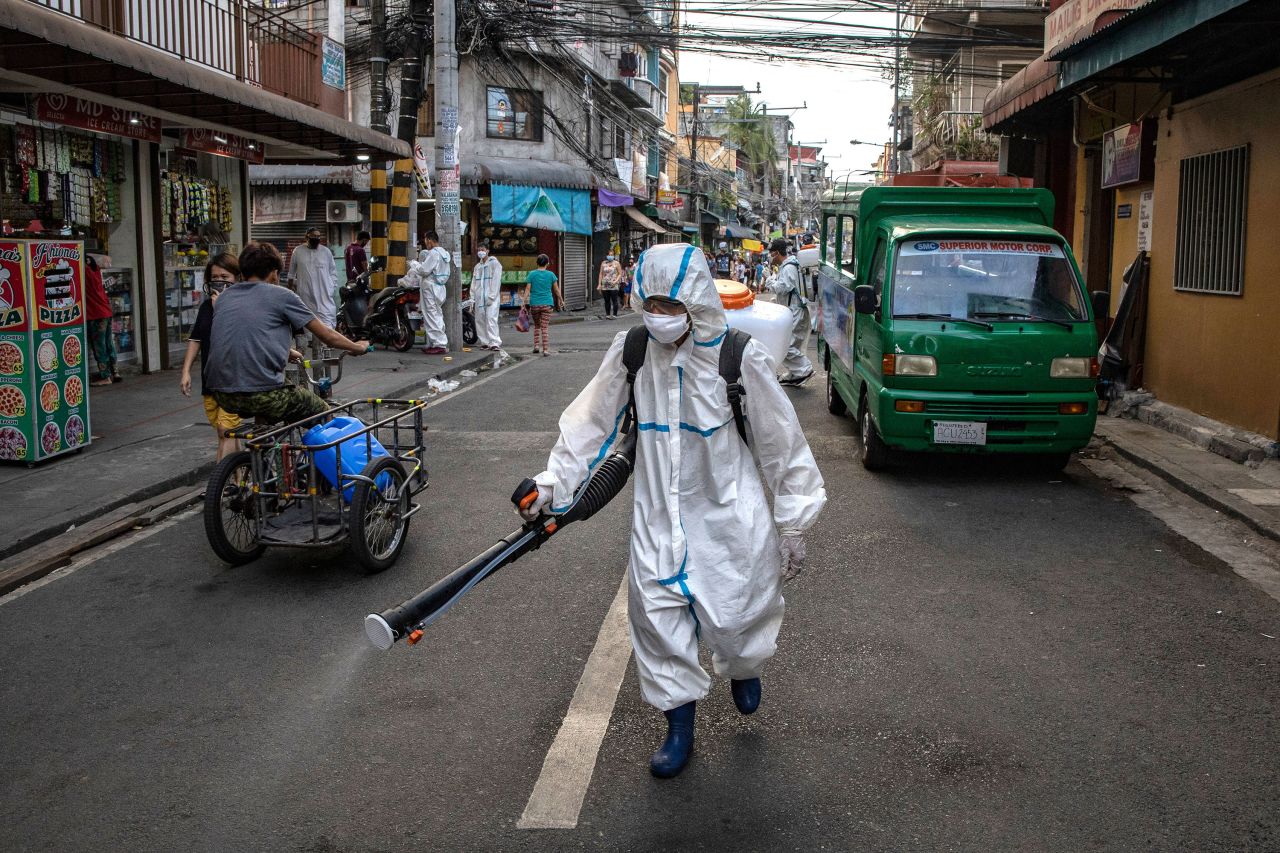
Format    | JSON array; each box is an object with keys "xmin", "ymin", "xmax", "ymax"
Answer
[
  {"xmin": 1096, "ymin": 424, "xmax": 1280, "ymax": 545},
  {"xmin": 0, "ymin": 485, "xmax": 202, "ymax": 596}
]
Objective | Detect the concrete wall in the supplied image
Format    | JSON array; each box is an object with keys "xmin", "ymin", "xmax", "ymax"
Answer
[{"xmin": 1143, "ymin": 69, "xmax": 1280, "ymax": 439}]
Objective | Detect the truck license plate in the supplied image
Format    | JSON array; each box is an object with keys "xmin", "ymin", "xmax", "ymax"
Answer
[{"xmin": 933, "ymin": 421, "xmax": 987, "ymax": 446}]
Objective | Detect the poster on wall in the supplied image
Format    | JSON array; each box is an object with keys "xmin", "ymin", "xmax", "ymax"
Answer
[
  {"xmin": 1137, "ymin": 189, "xmax": 1154, "ymax": 252},
  {"xmin": 252, "ymin": 188, "xmax": 308, "ymax": 225},
  {"xmin": 490, "ymin": 184, "xmax": 592, "ymax": 236},
  {"xmin": 1101, "ymin": 120, "xmax": 1154, "ymax": 189},
  {"xmin": 322, "ymin": 38, "xmax": 346, "ymax": 90}
]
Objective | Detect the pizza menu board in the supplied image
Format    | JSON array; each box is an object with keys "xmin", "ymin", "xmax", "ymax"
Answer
[{"xmin": 0, "ymin": 240, "xmax": 91, "ymax": 463}]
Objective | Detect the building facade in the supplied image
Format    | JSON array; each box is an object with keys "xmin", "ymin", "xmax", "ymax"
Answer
[{"xmin": 983, "ymin": 0, "xmax": 1280, "ymax": 442}]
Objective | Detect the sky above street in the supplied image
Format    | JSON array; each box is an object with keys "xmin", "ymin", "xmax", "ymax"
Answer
[{"xmin": 683, "ymin": 7, "xmax": 899, "ymax": 183}]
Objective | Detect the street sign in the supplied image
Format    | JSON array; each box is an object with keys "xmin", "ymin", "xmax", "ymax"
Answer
[{"xmin": 322, "ymin": 38, "xmax": 346, "ymax": 90}]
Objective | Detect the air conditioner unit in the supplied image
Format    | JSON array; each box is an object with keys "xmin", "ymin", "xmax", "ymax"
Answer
[{"xmin": 326, "ymin": 200, "xmax": 360, "ymax": 223}]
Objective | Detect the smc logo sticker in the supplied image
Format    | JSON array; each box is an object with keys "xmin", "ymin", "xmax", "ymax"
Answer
[{"xmin": 913, "ymin": 241, "xmax": 939, "ymax": 252}]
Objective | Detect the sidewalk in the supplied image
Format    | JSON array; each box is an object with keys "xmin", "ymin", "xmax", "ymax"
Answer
[
  {"xmin": 1095, "ymin": 417, "xmax": 1280, "ymax": 544},
  {"xmin": 0, "ymin": 345, "xmax": 498, "ymax": 563}
]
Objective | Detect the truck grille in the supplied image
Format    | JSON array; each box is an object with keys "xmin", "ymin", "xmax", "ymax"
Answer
[{"xmin": 926, "ymin": 401, "xmax": 1060, "ymax": 418}]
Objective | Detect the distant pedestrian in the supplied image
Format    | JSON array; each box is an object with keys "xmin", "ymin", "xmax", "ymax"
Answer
[
  {"xmin": 84, "ymin": 255, "xmax": 118, "ymax": 387},
  {"xmin": 289, "ymin": 227, "xmax": 338, "ymax": 328},
  {"xmin": 598, "ymin": 253, "xmax": 623, "ymax": 319},
  {"xmin": 417, "ymin": 231, "xmax": 450, "ymax": 354},
  {"xmin": 471, "ymin": 241, "xmax": 503, "ymax": 351},
  {"xmin": 521, "ymin": 253, "xmax": 562, "ymax": 356},
  {"xmin": 714, "ymin": 242, "xmax": 732, "ymax": 277},
  {"xmin": 181, "ymin": 253, "xmax": 242, "ymax": 461},
  {"xmin": 344, "ymin": 230, "xmax": 370, "ymax": 283},
  {"xmin": 621, "ymin": 256, "xmax": 635, "ymax": 311}
]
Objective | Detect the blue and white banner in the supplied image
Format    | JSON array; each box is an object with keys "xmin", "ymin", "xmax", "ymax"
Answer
[{"xmin": 491, "ymin": 184, "xmax": 592, "ymax": 236}]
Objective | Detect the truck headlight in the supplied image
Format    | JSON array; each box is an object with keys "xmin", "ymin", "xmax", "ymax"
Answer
[
  {"xmin": 1050, "ymin": 357, "xmax": 1097, "ymax": 378},
  {"xmin": 895, "ymin": 355, "xmax": 937, "ymax": 377}
]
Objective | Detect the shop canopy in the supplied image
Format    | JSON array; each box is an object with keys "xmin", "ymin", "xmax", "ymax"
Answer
[
  {"xmin": 460, "ymin": 155, "xmax": 627, "ymax": 194},
  {"xmin": 723, "ymin": 222, "xmax": 758, "ymax": 240},
  {"xmin": 982, "ymin": 55, "xmax": 1062, "ymax": 133},
  {"xmin": 491, "ymin": 183, "xmax": 592, "ymax": 236},
  {"xmin": 0, "ymin": 0, "xmax": 409, "ymax": 162},
  {"xmin": 249, "ymin": 165, "xmax": 354, "ymax": 186},
  {"xmin": 623, "ymin": 206, "xmax": 665, "ymax": 234}
]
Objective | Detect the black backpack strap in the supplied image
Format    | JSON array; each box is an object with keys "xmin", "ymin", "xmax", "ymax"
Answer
[
  {"xmin": 718, "ymin": 328, "xmax": 752, "ymax": 446},
  {"xmin": 621, "ymin": 326, "xmax": 649, "ymax": 433}
]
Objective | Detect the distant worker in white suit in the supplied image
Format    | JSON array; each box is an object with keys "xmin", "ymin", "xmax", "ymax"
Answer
[
  {"xmin": 471, "ymin": 241, "xmax": 503, "ymax": 351},
  {"xmin": 417, "ymin": 230, "xmax": 449, "ymax": 355}
]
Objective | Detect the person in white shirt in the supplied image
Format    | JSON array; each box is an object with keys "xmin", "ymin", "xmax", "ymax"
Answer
[
  {"xmin": 471, "ymin": 241, "xmax": 504, "ymax": 350},
  {"xmin": 288, "ymin": 227, "xmax": 338, "ymax": 328},
  {"xmin": 417, "ymin": 231, "xmax": 450, "ymax": 354}
]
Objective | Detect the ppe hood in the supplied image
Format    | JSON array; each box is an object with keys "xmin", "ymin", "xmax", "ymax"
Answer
[{"xmin": 633, "ymin": 244, "xmax": 727, "ymax": 345}]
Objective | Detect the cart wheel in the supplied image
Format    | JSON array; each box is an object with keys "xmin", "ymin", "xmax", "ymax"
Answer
[
  {"xmin": 350, "ymin": 456, "xmax": 411, "ymax": 574},
  {"xmin": 204, "ymin": 451, "xmax": 266, "ymax": 566}
]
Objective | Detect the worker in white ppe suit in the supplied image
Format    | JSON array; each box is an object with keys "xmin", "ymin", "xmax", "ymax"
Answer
[
  {"xmin": 417, "ymin": 230, "xmax": 450, "ymax": 354},
  {"xmin": 471, "ymin": 241, "xmax": 503, "ymax": 350},
  {"xmin": 764, "ymin": 237, "xmax": 814, "ymax": 385},
  {"xmin": 518, "ymin": 243, "xmax": 826, "ymax": 779}
]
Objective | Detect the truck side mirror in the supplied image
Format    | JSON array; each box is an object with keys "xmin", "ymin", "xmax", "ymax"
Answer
[
  {"xmin": 853, "ymin": 285, "xmax": 877, "ymax": 315},
  {"xmin": 1090, "ymin": 290, "xmax": 1109, "ymax": 321}
]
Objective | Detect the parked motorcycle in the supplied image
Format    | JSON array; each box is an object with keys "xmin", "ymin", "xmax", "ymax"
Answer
[
  {"xmin": 336, "ymin": 258, "xmax": 418, "ymax": 353},
  {"xmin": 460, "ymin": 294, "xmax": 478, "ymax": 347}
]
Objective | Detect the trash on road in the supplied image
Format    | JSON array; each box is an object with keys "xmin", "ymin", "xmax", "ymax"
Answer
[{"xmin": 426, "ymin": 378, "xmax": 460, "ymax": 395}]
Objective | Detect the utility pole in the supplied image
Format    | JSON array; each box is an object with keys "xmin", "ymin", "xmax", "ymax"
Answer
[
  {"xmin": 892, "ymin": 0, "xmax": 902, "ymax": 178},
  {"xmin": 434, "ymin": 0, "xmax": 462, "ymax": 350},
  {"xmin": 690, "ymin": 82, "xmax": 700, "ymax": 248},
  {"xmin": 368, "ymin": 0, "xmax": 389, "ymax": 290}
]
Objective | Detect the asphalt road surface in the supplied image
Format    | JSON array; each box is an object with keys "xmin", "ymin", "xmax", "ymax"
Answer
[{"xmin": 2, "ymin": 318, "xmax": 1278, "ymax": 852}]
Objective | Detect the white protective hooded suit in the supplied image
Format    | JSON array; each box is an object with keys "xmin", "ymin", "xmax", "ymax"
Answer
[{"xmin": 534, "ymin": 244, "xmax": 827, "ymax": 711}]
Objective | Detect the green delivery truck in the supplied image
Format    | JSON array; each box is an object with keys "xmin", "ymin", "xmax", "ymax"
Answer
[{"xmin": 815, "ymin": 186, "xmax": 1100, "ymax": 471}]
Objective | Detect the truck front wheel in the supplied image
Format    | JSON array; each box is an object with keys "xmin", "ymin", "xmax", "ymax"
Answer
[
  {"xmin": 826, "ymin": 364, "xmax": 848, "ymax": 416},
  {"xmin": 858, "ymin": 396, "xmax": 892, "ymax": 471}
]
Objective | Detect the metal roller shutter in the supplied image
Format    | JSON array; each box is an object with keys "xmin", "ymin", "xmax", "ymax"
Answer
[
  {"xmin": 561, "ymin": 233, "xmax": 588, "ymax": 310},
  {"xmin": 249, "ymin": 189, "xmax": 329, "ymax": 276}
]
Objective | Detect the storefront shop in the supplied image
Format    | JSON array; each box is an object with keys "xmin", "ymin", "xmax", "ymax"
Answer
[{"xmin": 0, "ymin": 101, "xmax": 142, "ymax": 367}]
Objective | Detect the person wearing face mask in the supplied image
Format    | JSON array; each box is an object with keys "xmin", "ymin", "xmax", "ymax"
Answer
[
  {"xmin": 417, "ymin": 231, "xmax": 450, "ymax": 354},
  {"xmin": 288, "ymin": 227, "xmax": 338, "ymax": 328},
  {"xmin": 471, "ymin": 241, "xmax": 503, "ymax": 350},
  {"xmin": 516, "ymin": 244, "xmax": 826, "ymax": 779},
  {"xmin": 597, "ymin": 252, "xmax": 623, "ymax": 319},
  {"xmin": 764, "ymin": 237, "xmax": 814, "ymax": 385}
]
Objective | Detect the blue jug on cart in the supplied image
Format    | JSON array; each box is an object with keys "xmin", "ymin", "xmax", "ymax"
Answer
[{"xmin": 303, "ymin": 416, "xmax": 392, "ymax": 503}]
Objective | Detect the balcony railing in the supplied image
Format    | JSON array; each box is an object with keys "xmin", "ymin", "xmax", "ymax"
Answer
[
  {"xmin": 31, "ymin": 0, "xmax": 325, "ymax": 108},
  {"xmin": 912, "ymin": 111, "xmax": 999, "ymax": 162}
]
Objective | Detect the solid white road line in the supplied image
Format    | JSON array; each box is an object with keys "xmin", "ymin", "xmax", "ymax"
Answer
[{"xmin": 518, "ymin": 574, "xmax": 632, "ymax": 830}]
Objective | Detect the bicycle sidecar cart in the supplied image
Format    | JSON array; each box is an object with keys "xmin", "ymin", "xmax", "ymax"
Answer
[{"xmin": 204, "ymin": 398, "xmax": 429, "ymax": 573}]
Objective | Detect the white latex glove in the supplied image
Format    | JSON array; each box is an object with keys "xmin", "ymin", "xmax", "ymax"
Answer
[
  {"xmin": 779, "ymin": 529, "xmax": 806, "ymax": 583},
  {"xmin": 517, "ymin": 483, "xmax": 553, "ymax": 522}
]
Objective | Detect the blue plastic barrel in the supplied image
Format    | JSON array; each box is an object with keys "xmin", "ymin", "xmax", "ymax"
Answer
[{"xmin": 303, "ymin": 416, "xmax": 392, "ymax": 503}]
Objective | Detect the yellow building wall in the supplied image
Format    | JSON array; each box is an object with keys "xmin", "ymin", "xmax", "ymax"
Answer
[
  {"xmin": 1109, "ymin": 181, "xmax": 1152, "ymax": 314},
  {"xmin": 1144, "ymin": 70, "xmax": 1280, "ymax": 439}
]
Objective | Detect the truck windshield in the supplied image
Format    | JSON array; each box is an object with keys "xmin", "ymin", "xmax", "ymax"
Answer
[{"xmin": 891, "ymin": 238, "xmax": 1087, "ymax": 323}]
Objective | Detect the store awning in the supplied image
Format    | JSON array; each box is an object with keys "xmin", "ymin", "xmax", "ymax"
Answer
[
  {"xmin": 0, "ymin": 0, "xmax": 409, "ymax": 162},
  {"xmin": 249, "ymin": 165, "xmax": 353, "ymax": 187},
  {"xmin": 723, "ymin": 222, "xmax": 758, "ymax": 240},
  {"xmin": 983, "ymin": 55, "xmax": 1062, "ymax": 132},
  {"xmin": 461, "ymin": 155, "xmax": 627, "ymax": 193},
  {"xmin": 1058, "ymin": 0, "xmax": 1252, "ymax": 88},
  {"xmin": 623, "ymin": 206, "xmax": 665, "ymax": 234}
]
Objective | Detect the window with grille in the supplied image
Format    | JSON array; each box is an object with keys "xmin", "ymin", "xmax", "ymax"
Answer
[{"xmin": 1174, "ymin": 145, "xmax": 1249, "ymax": 295}]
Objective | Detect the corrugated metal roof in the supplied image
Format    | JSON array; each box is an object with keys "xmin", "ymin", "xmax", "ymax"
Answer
[{"xmin": 982, "ymin": 55, "xmax": 1062, "ymax": 131}]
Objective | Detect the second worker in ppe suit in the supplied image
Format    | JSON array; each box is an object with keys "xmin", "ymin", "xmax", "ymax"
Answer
[
  {"xmin": 417, "ymin": 230, "xmax": 450, "ymax": 354},
  {"xmin": 764, "ymin": 237, "xmax": 815, "ymax": 385},
  {"xmin": 471, "ymin": 241, "xmax": 503, "ymax": 351},
  {"xmin": 518, "ymin": 243, "xmax": 826, "ymax": 779}
]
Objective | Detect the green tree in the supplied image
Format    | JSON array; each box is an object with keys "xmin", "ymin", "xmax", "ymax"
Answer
[{"xmin": 721, "ymin": 94, "xmax": 777, "ymax": 197}]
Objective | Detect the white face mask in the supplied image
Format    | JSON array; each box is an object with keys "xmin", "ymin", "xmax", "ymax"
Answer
[
  {"xmin": 642, "ymin": 310, "xmax": 689, "ymax": 344},
  {"xmin": 477, "ymin": 251, "xmax": 488, "ymax": 259}
]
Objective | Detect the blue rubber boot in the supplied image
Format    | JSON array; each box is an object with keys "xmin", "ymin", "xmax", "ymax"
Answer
[
  {"xmin": 731, "ymin": 677, "xmax": 761, "ymax": 715},
  {"xmin": 649, "ymin": 701, "xmax": 696, "ymax": 778}
]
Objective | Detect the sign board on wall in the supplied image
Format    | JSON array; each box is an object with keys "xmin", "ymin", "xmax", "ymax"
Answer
[
  {"xmin": 321, "ymin": 38, "xmax": 346, "ymax": 90},
  {"xmin": 32, "ymin": 95, "xmax": 160, "ymax": 143},
  {"xmin": 656, "ymin": 190, "xmax": 679, "ymax": 205},
  {"xmin": 1101, "ymin": 120, "xmax": 1155, "ymax": 189},
  {"xmin": 1044, "ymin": 0, "xmax": 1150, "ymax": 55},
  {"xmin": 179, "ymin": 129, "xmax": 265, "ymax": 164},
  {"xmin": 1137, "ymin": 189, "xmax": 1154, "ymax": 252}
]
